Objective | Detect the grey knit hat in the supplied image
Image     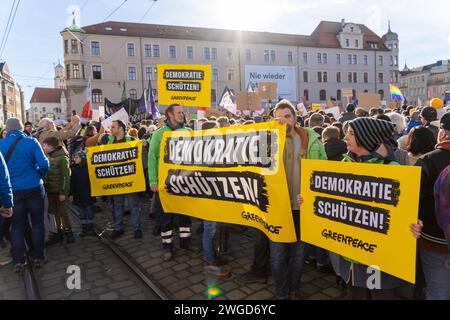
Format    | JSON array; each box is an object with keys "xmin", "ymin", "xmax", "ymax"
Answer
[
  {"xmin": 5, "ymin": 118, "xmax": 24, "ymax": 132},
  {"xmin": 349, "ymin": 118, "xmax": 395, "ymax": 153}
]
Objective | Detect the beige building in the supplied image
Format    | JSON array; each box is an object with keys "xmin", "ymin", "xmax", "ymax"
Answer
[
  {"xmin": 0, "ymin": 62, "xmax": 25, "ymax": 124},
  {"xmin": 29, "ymin": 88, "xmax": 68, "ymax": 124},
  {"xmin": 61, "ymin": 19, "xmax": 399, "ymax": 115}
]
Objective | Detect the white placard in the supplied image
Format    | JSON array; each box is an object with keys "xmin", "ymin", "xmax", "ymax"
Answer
[
  {"xmin": 324, "ymin": 106, "xmax": 342, "ymax": 121},
  {"xmin": 98, "ymin": 106, "xmax": 105, "ymax": 119},
  {"xmin": 244, "ymin": 65, "xmax": 297, "ymax": 102},
  {"xmin": 92, "ymin": 110, "xmax": 100, "ymax": 122},
  {"xmin": 296, "ymin": 103, "xmax": 307, "ymax": 116},
  {"xmin": 101, "ymin": 108, "xmax": 129, "ymax": 131}
]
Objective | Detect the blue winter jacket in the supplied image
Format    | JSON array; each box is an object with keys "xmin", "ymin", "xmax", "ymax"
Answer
[
  {"xmin": 0, "ymin": 153, "xmax": 13, "ymax": 208},
  {"xmin": 0, "ymin": 131, "xmax": 49, "ymax": 192}
]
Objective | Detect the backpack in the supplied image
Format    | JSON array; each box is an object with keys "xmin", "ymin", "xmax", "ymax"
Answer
[{"xmin": 434, "ymin": 165, "xmax": 450, "ymax": 249}]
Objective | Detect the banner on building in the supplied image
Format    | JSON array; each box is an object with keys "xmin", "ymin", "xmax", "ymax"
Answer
[
  {"xmin": 86, "ymin": 140, "xmax": 146, "ymax": 196},
  {"xmin": 158, "ymin": 121, "xmax": 297, "ymax": 242},
  {"xmin": 300, "ymin": 159, "xmax": 421, "ymax": 283},
  {"xmin": 157, "ymin": 64, "xmax": 211, "ymax": 107}
]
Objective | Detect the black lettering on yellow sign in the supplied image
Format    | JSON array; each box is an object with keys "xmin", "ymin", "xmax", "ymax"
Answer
[
  {"xmin": 95, "ymin": 163, "xmax": 136, "ymax": 179},
  {"xmin": 166, "ymin": 82, "xmax": 201, "ymax": 92},
  {"xmin": 321, "ymin": 228, "xmax": 378, "ymax": 253},
  {"xmin": 314, "ymin": 196, "xmax": 391, "ymax": 235},
  {"xmin": 91, "ymin": 147, "xmax": 138, "ymax": 165},
  {"xmin": 163, "ymin": 70, "xmax": 205, "ymax": 80},
  {"xmin": 165, "ymin": 169, "xmax": 269, "ymax": 212}
]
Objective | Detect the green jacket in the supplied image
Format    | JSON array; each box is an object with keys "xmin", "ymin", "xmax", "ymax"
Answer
[
  {"xmin": 45, "ymin": 146, "xmax": 70, "ymax": 196},
  {"xmin": 148, "ymin": 123, "xmax": 191, "ymax": 187},
  {"xmin": 304, "ymin": 127, "xmax": 328, "ymax": 160}
]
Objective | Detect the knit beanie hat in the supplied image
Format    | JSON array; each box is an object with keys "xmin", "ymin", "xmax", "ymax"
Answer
[
  {"xmin": 349, "ymin": 118, "xmax": 395, "ymax": 153},
  {"xmin": 76, "ymin": 150, "xmax": 87, "ymax": 160},
  {"xmin": 6, "ymin": 118, "xmax": 24, "ymax": 132},
  {"xmin": 346, "ymin": 103, "xmax": 356, "ymax": 112}
]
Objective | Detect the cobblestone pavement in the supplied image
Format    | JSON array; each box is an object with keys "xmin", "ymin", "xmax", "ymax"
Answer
[{"xmin": 0, "ymin": 196, "xmax": 414, "ymax": 300}]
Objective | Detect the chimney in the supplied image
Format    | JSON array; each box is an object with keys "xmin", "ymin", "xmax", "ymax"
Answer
[{"xmin": 341, "ymin": 19, "xmax": 345, "ymax": 28}]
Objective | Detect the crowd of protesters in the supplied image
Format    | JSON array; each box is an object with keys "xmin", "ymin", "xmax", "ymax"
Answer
[{"xmin": 0, "ymin": 98, "xmax": 448, "ymax": 300}]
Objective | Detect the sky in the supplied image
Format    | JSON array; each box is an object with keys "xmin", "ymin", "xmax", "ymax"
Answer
[{"xmin": 1, "ymin": 0, "xmax": 449, "ymax": 109}]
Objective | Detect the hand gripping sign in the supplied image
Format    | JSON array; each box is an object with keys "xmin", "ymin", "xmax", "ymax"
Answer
[
  {"xmin": 300, "ymin": 159, "xmax": 421, "ymax": 283},
  {"xmin": 87, "ymin": 140, "xmax": 146, "ymax": 196},
  {"xmin": 158, "ymin": 121, "xmax": 297, "ymax": 242}
]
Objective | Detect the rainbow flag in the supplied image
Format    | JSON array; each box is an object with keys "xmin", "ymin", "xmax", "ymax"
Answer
[{"xmin": 390, "ymin": 84, "xmax": 405, "ymax": 101}]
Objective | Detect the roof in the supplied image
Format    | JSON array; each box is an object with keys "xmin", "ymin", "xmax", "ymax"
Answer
[
  {"xmin": 75, "ymin": 20, "xmax": 388, "ymax": 50},
  {"xmin": 30, "ymin": 87, "xmax": 67, "ymax": 104}
]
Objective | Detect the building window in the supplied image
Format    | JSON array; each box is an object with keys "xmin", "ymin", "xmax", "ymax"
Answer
[
  {"xmin": 92, "ymin": 65, "xmax": 102, "ymax": 79},
  {"xmin": 73, "ymin": 64, "xmax": 80, "ymax": 79},
  {"xmin": 320, "ymin": 90, "xmax": 326, "ymax": 101},
  {"xmin": 211, "ymin": 48, "xmax": 217, "ymax": 60},
  {"xmin": 355, "ymin": 39, "xmax": 359, "ymax": 47},
  {"xmin": 129, "ymin": 89, "xmax": 137, "ymax": 100},
  {"xmin": 169, "ymin": 45, "xmax": 176, "ymax": 59},
  {"xmin": 323, "ymin": 72, "xmax": 328, "ymax": 83},
  {"xmin": 303, "ymin": 52, "xmax": 308, "ymax": 64},
  {"xmin": 378, "ymin": 90, "xmax": 384, "ymax": 100},
  {"xmin": 187, "ymin": 46, "xmax": 194, "ymax": 59},
  {"xmin": 288, "ymin": 51, "xmax": 293, "ymax": 63},
  {"xmin": 128, "ymin": 66, "xmax": 137, "ymax": 80},
  {"xmin": 66, "ymin": 64, "xmax": 70, "ymax": 80},
  {"xmin": 348, "ymin": 72, "xmax": 352, "ymax": 83},
  {"xmin": 378, "ymin": 73, "xmax": 384, "ymax": 83},
  {"xmin": 246, "ymin": 49, "xmax": 252, "ymax": 61},
  {"xmin": 303, "ymin": 71, "xmax": 308, "ymax": 83},
  {"xmin": 364, "ymin": 55, "xmax": 368, "ymax": 65},
  {"xmin": 127, "ymin": 43, "xmax": 135, "ymax": 57},
  {"xmin": 336, "ymin": 72, "xmax": 341, "ymax": 83},
  {"xmin": 304, "ymin": 90, "xmax": 309, "ymax": 102},
  {"xmin": 353, "ymin": 72, "xmax": 357, "ymax": 83},
  {"xmin": 323, "ymin": 53, "xmax": 327, "ymax": 64},
  {"xmin": 228, "ymin": 48, "xmax": 234, "ymax": 61},
  {"xmin": 394, "ymin": 56, "xmax": 398, "ymax": 66},
  {"xmin": 153, "ymin": 67, "xmax": 157, "ymax": 81},
  {"xmin": 71, "ymin": 39, "xmax": 78, "ymax": 54},
  {"xmin": 350, "ymin": 27, "xmax": 354, "ymax": 32},
  {"xmin": 336, "ymin": 54, "xmax": 341, "ymax": 65},
  {"xmin": 92, "ymin": 89, "xmax": 103, "ymax": 103},
  {"xmin": 64, "ymin": 40, "xmax": 68, "ymax": 54},
  {"xmin": 145, "ymin": 67, "xmax": 152, "ymax": 80},
  {"xmin": 43, "ymin": 107, "xmax": 46, "ymax": 112},
  {"xmin": 269, "ymin": 50, "xmax": 275, "ymax": 62},
  {"xmin": 353, "ymin": 55, "xmax": 357, "ymax": 65},
  {"xmin": 346, "ymin": 39, "xmax": 349, "ymax": 47},
  {"xmin": 318, "ymin": 72, "xmax": 322, "ymax": 83},
  {"xmin": 378, "ymin": 56, "xmax": 383, "ymax": 66},
  {"xmin": 227, "ymin": 69, "xmax": 235, "ymax": 81},
  {"xmin": 390, "ymin": 56, "xmax": 394, "ymax": 66},
  {"xmin": 317, "ymin": 53, "xmax": 322, "ymax": 64},
  {"xmin": 348, "ymin": 54, "xmax": 352, "ymax": 64},
  {"xmin": 144, "ymin": 44, "xmax": 152, "ymax": 57},
  {"xmin": 337, "ymin": 90, "xmax": 341, "ymax": 101},
  {"xmin": 153, "ymin": 45, "xmax": 160, "ymax": 57},
  {"xmin": 212, "ymin": 68, "xmax": 219, "ymax": 81},
  {"xmin": 364, "ymin": 72, "xmax": 369, "ymax": 83},
  {"xmin": 204, "ymin": 48, "xmax": 211, "ymax": 60},
  {"xmin": 394, "ymin": 43, "xmax": 398, "ymax": 49},
  {"xmin": 91, "ymin": 41, "xmax": 100, "ymax": 56},
  {"xmin": 82, "ymin": 64, "xmax": 85, "ymax": 79},
  {"xmin": 80, "ymin": 43, "xmax": 84, "ymax": 55},
  {"xmin": 211, "ymin": 89, "xmax": 217, "ymax": 103},
  {"xmin": 264, "ymin": 50, "xmax": 270, "ymax": 63}
]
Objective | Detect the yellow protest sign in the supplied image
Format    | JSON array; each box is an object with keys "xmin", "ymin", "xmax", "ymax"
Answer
[
  {"xmin": 311, "ymin": 104, "xmax": 322, "ymax": 112},
  {"xmin": 86, "ymin": 140, "xmax": 146, "ymax": 196},
  {"xmin": 157, "ymin": 64, "xmax": 211, "ymax": 107},
  {"xmin": 300, "ymin": 159, "xmax": 421, "ymax": 283},
  {"xmin": 158, "ymin": 121, "xmax": 297, "ymax": 242}
]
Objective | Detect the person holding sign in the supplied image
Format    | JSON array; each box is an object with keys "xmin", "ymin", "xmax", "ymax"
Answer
[
  {"xmin": 270, "ymin": 99, "xmax": 327, "ymax": 300},
  {"xmin": 298, "ymin": 117, "xmax": 423, "ymax": 299},
  {"xmin": 148, "ymin": 104, "xmax": 196, "ymax": 261},
  {"xmin": 100, "ymin": 120, "xmax": 142, "ymax": 240}
]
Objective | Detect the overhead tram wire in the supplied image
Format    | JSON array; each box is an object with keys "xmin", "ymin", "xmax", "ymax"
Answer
[
  {"xmin": 103, "ymin": 0, "xmax": 128, "ymax": 22},
  {"xmin": 0, "ymin": 0, "xmax": 20, "ymax": 60},
  {"xmin": 0, "ymin": 0, "xmax": 16, "ymax": 59},
  {"xmin": 104, "ymin": 0, "xmax": 159, "ymax": 67}
]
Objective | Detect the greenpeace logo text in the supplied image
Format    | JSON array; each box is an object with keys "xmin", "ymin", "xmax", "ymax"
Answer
[{"xmin": 103, "ymin": 182, "xmax": 134, "ymax": 190}]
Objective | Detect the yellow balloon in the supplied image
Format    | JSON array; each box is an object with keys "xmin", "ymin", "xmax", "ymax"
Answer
[{"xmin": 430, "ymin": 98, "xmax": 443, "ymax": 109}]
